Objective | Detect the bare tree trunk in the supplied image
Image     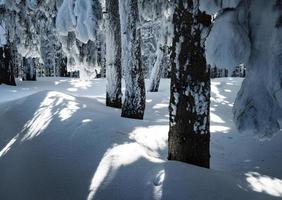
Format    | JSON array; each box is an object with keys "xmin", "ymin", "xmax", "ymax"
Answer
[
  {"xmin": 148, "ymin": 44, "xmax": 164, "ymax": 92},
  {"xmin": 120, "ymin": 0, "xmax": 145, "ymax": 119},
  {"xmin": 105, "ymin": 0, "xmax": 122, "ymax": 108},
  {"xmin": 0, "ymin": 45, "xmax": 16, "ymax": 86},
  {"xmin": 168, "ymin": 0, "xmax": 211, "ymax": 168}
]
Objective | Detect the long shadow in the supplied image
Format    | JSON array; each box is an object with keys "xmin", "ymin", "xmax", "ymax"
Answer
[
  {"xmin": 1, "ymin": 79, "xmax": 281, "ymax": 200},
  {"xmin": 211, "ymin": 78, "xmax": 282, "ymax": 180},
  {"xmin": 0, "ymin": 90, "xmax": 169, "ymax": 200},
  {"xmin": 0, "ymin": 91, "xmax": 108, "ymax": 200}
]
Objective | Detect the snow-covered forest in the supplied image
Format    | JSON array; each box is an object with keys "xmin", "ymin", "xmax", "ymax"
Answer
[{"xmin": 0, "ymin": 0, "xmax": 281, "ymax": 199}]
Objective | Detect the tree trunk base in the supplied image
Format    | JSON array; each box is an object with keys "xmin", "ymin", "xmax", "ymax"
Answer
[
  {"xmin": 121, "ymin": 107, "xmax": 144, "ymax": 120},
  {"xmin": 148, "ymin": 88, "xmax": 159, "ymax": 92},
  {"xmin": 106, "ymin": 96, "xmax": 122, "ymax": 109},
  {"xmin": 23, "ymin": 74, "xmax": 36, "ymax": 81},
  {"xmin": 9, "ymin": 75, "xmax": 16, "ymax": 86},
  {"xmin": 168, "ymin": 129, "xmax": 210, "ymax": 168},
  {"xmin": 23, "ymin": 79, "xmax": 36, "ymax": 81},
  {"xmin": 121, "ymin": 113, "xmax": 144, "ymax": 120},
  {"xmin": 0, "ymin": 73, "xmax": 16, "ymax": 86}
]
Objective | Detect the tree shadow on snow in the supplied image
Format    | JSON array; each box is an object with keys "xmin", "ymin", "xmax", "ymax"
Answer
[
  {"xmin": 0, "ymin": 82, "xmax": 281, "ymax": 200},
  {"xmin": 0, "ymin": 90, "xmax": 168, "ymax": 200}
]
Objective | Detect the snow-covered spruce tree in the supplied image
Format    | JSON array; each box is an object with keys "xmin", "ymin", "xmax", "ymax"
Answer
[
  {"xmin": 0, "ymin": 0, "xmax": 63, "ymax": 81},
  {"xmin": 168, "ymin": 0, "xmax": 211, "ymax": 168},
  {"xmin": 105, "ymin": 0, "xmax": 122, "ymax": 108},
  {"xmin": 202, "ymin": 0, "xmax": 282, "ymax": 137},
  {"xmin": 120, "ymin": 0, "xmax": 145, "ymax": 119}
]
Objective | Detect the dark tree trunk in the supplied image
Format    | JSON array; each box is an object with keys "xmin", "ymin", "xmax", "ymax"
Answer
[
  {"xmin": 59, "ymin": 57, "xmax": 68, "ymax": 77},
  {"xmin": 22, "ymin": 57, "xmax": 36, "ymax": 81},
  {"xmin": 121, "ymin": 0, "xmax": 146, "ymax": 120},
  {"xmin": 0, "ymin": 47, "xmax": 4, "ymax": 85},
  {"xmin": 105, "ymin": 0, "xmax": 122, "ymax": 108},
  {"xmin": 0, "ymin": 45, "xmax": 16, "ymax": 86},
  {"xmin": 168, "ymin": 0, "xmax": 211, "ymax": 168}
]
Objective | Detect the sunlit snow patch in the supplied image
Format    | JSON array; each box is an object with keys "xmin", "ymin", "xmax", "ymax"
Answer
[{"xmin": 246, "ymin": 172, "xmax": 282, "ymax": 197}]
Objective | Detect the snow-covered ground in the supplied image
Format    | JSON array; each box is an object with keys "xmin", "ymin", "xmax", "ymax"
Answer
[{"xmin": 0, "ymin": 77, "xmax": 281, "ymax": 200}]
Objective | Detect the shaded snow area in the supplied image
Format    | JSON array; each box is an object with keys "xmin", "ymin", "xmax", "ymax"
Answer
[{"xmin": 0, "ymin": 78, "xmax": 282, "ymax": 200}]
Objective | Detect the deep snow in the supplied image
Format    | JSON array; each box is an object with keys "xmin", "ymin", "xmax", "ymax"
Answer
[{"xmin": 0, "ymin": 78, "xmax": 282, "ymax": 200}]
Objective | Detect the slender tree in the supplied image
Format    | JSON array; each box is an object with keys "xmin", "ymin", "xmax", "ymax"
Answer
[
  {"xmin": 148, "ymin": 43, "xmax": 165, "ymax": 92},
  {"xmin": 168, "ymin": 0, "xmax": 211, "ymax": 168},
  {"xmin": 121, "ymin": 0, "xmax": 145, "ymax": 119},
  {"xmin": 105, "ymin": 0, "xmax": 122, "ymax": 108},
  {"xmin": 147, "ymin": 1, "xmax": 172, "ymax": 93}
]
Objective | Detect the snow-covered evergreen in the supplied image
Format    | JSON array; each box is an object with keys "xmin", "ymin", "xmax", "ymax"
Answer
[
  {"xmin": 201, "ymin": 0, "xmax": 282, "ymax": 137},
  {"xmin": 56, "ymin": 0, "xmax": 102, "ymax": 79}
]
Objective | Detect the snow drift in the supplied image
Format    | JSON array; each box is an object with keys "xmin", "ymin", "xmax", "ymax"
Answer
[{"xmin": 0, "ymin": 78, "xmax": 282, "ymax": 200}]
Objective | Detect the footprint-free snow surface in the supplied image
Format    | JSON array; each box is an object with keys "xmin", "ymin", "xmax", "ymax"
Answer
[{"xmin": 0, "ymin": 78, "xmax": 281, "ymax": 200}]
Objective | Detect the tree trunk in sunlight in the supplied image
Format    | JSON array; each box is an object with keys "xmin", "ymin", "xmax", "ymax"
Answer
[
  {"xmin": 168, "ymin": 0, "xmax": 211, "ymax": 168},
  {"xmin": 148, "ymin": 44, "xmax": 164, "ymax": 92},
  {"xmin": 121, "ymin": 0, "xmax": 146, "ymax": 120},
  {"xmin": 105, "ymin": 0, "xmax": 122, "ymax": 108}
]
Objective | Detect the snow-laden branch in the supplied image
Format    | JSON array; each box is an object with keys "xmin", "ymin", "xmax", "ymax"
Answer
[
  {"xmin": 56, "ymin": 0, "xmax": 101, "ymax": 43},
  {"xmin": 56, "ymin": 0, "xmax": 102, "ymax": 79}
]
